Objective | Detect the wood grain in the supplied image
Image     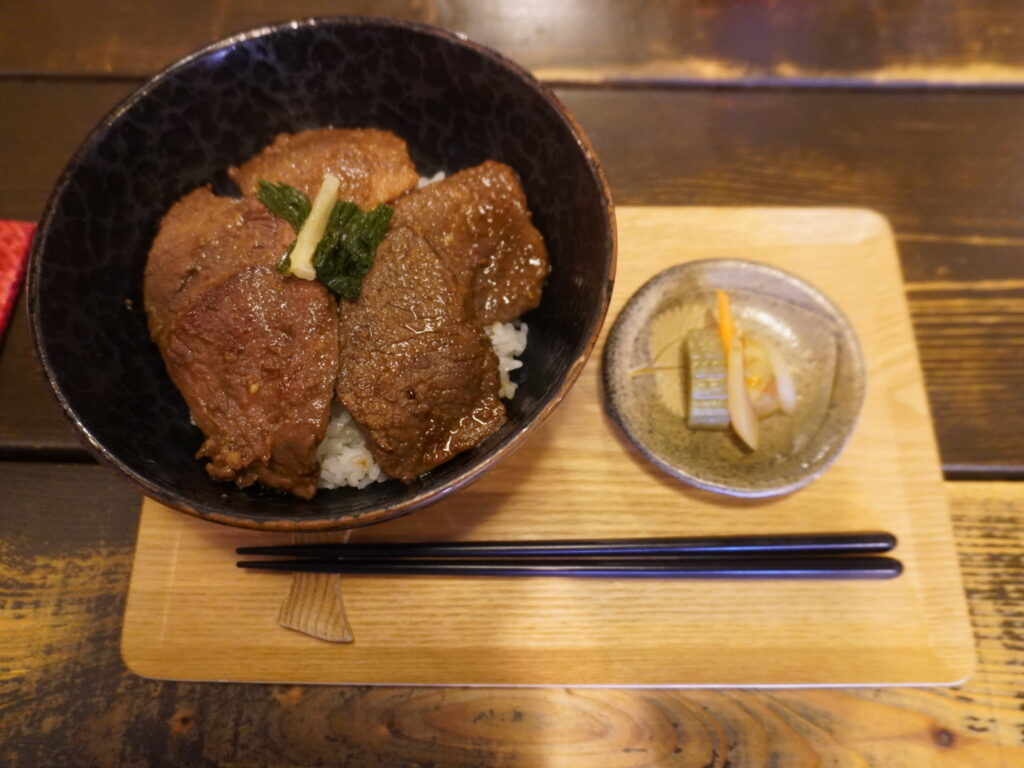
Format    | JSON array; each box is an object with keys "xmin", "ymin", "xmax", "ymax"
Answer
[
  {"xmin": 0, "ymin": 79, "xmax": 138, "ymax": 221},
  {"xmin": 0, "ymin": 293, "xmax": 83, "ymax": 459},
  {"xmin": 3, "ymin": 1, "xmax": 1024, "ymax": 85},
  {"xmin": 120, "ymin": 207, "xmax": 973, "ymax": 687},
  {"xmin": 2, "ymin": 463, "xmax": 1021, "ymax": 766},
  {"xmin": 277, "ymin": 532, "xmax": 354, "ymax": 643}
]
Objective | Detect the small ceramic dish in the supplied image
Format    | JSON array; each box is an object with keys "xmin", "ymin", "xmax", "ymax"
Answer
[{"xmin": 602, "ymin": 258, "xmax": 865, "ymax": 497}]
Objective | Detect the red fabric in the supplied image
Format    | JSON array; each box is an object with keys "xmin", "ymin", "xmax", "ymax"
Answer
[{"xmin": 0, "ymin": 220, "xmax": 34, "ymax": 340}]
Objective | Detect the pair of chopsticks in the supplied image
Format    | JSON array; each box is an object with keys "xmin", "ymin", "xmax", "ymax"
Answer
[{"xmin": 236, "ymin": 531, "xmax": 901, "ymax": 579}]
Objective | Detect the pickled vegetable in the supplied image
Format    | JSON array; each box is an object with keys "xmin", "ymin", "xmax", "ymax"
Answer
[
  {"xmin": 765, "ymin": 337, "xmax": 796, "ymax": 415},
  {"xmin": 635, "ymin": 289, "xmax": 797, "ymax": 452},
  {"xmin": 743, "ymin": 336, "xmax": 780, "ymax": 418},
  {"xmin": 727, "ymin": 337, "xmax": 760, "ymax": 450},
  {"xmin": 685, "ymin": 328, "xmax": 729, "ymax": 429},
  {"xmin": 716, "ymin": 289, "xmax": 736, "ymax": 355}
]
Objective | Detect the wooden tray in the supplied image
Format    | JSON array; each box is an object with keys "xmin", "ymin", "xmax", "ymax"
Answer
[{"xmin": 121, "ymin": 207, "xmax": 975, "ymax": 687}]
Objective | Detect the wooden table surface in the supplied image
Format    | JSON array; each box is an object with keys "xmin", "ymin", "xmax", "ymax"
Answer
[{"xmin": 2, "ymin": 3, "xmax": 1022, "ymax": 766}]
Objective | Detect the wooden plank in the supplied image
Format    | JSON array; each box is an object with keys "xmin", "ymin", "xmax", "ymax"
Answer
[
  {"xmin": 3, "ymin": 1, "xmax": 1024, "ymax": 85},
  {"xmin": 0, "ymin": 462, "xmax": 140, "ymax": 746},
  {"xmin": 120, "ymin": 207, "xmax": 973, "ymax": 687},
  {"xmin": 0, "ymin": 292, "xmax": 83, "ymax": 458},
  {"xmin": 0, "ymin": 79, "xmax": 139, "ymax": 222},
  {"xmin": 2, "ymin": 462, "xmax": 1021, "ymax": 765},
  {"xmin": 901, "ymin": 238, "xmax": 1024, "ymax": 477},
  {"xmin": 561, "ymin": 89, "xmax": 1024, "ymax": 241},
  {"xmin": 6, "ymin": 81, "xmax": 1024, "ymax": 239},
  {"xmin": 1, "ymin": 80, "xmax": 1021, "ymax": 473}
]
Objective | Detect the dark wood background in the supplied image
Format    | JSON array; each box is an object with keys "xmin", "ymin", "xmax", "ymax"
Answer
[
  {"xmin": 4, "ymin": 0, "xmax": 1024, "ymax": 83},
  {"xmin": 2, "ymin": 2, "xmax": 1023, "ymax": 766}
]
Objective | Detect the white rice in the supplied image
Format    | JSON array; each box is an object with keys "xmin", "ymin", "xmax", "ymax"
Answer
[
  {"xmin": 485, "ymin": 319, "xmax": 528, "ymax": 399},
  {"xmin": 316, "ymin": 407, "xmax": 386, "ymax": 490},
  {"xmin": 416, "ymin": 170, "xmax": 446, "ymax": 188},
  {"xmin": 317, "ymin": 320, "xmax": 529, "ymax": 489}
]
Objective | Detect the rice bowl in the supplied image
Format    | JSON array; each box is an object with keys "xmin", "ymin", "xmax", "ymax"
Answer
[{"xmin": 28, "ymin": 17, "xmax": 615, "ymax": 530}]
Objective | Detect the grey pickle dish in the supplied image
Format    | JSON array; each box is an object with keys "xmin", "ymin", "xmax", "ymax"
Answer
[
  {"xmin": 28, "ymin": 17, "xmax": 616, "ymax": 530},
  {"xmin": 602, "ymin": 259, "xmax": 865, "ymax": 498}
]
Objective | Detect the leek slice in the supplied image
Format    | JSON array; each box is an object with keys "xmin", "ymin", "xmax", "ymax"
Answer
[{"xmin": 287, "ymin": 173, "xmax": 341, "ymax": 281}]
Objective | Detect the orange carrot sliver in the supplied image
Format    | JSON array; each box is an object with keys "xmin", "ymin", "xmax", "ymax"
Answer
[{"xmin": 716, "ymin": 289, "xmax": 736, "ymax": 356}]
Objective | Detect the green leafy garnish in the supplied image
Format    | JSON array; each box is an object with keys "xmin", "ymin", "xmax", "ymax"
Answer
[
  {"xmin": 256, "ymin": 180, "xmax": 310, "ymax": 233},
  {"xmin": 255, "ymin": 178, "xmax": 391, "ymax": 300},
  {"xmin": 313, "ymin": 202, "xmax": 393, "ymax": 300},
  {"xmin": 275, "ymin": 249, "xmax": 292, "ymax": 276}
]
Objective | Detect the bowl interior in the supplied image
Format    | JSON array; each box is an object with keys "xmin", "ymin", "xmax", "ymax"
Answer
[{"xmin": 29, "ymin": 18, "xmax": 614, "ymax": 529}]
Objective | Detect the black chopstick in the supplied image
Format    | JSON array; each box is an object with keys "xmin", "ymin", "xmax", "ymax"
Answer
[
  {"xmin": 236, "ymin": 555, "xmax": 903, "ymax": 579},
  {"xmin": 235, "ymin": 532, "xmax": 902, "ymax": 580},
  {"xmin": 235, "ymin": 531, "xmax": 896, "ymax": 560}
]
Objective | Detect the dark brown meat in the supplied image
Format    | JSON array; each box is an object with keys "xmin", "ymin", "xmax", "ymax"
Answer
[
  {"xmin": 163, "ymin": 266, "xmax": 339, "ymax": 499},
  {"xmin": 335, "ymin": 160, "xmax": 550, "ymax": 482},
  {"xmin": 229, "ymin": 128, "xmax": 420, "ymax": 209},
  {"xmin": 390, "ymin": 160, "xmax": 549, "ymax": 324},
  {"xmin": 336, "ymin": 227, "xmax": 506, "ymax": 482},
  {"xmin": 144, "ymin": 192, "xmax": 338, "ymax": 499},
  {"xmin": 144, "ymin": 188, "xmax": 293, "ymax": 347}
]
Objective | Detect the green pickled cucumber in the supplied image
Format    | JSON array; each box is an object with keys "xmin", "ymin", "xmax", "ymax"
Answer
[{"xmin": 686, "ymin": 328, "xmax": 730, "ymax": 429}]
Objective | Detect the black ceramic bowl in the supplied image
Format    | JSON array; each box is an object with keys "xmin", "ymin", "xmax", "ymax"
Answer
[{"xmin": 28, "ymin": 17, "xmax": 615, "ymax": 531}]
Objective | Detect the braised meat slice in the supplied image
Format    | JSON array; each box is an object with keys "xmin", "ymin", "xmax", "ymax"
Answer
[
  {"xmin": 336, "ymin": 227, "xmax": 506, "ymax": 482},
  {"xmin": 144, "ymin": 193, "xmax": 338, "ymax": 499},
  {"xmin": 336, "ymin": 160, "xmax": 549, "ymax": 482},
  {"xmin": 144, "ymin": 188, "xmax": 293, "ymax": 347},
  {"xmin": 163, "ymin": 266, "xmax": 339, "ymax": 499},
  {"xmin": 390, "ymin": 160, "xmax": 549, "ymax": 324},
  {"xmin": 229, "ymin": 128, "xmax": 420, "ymax": 209}
]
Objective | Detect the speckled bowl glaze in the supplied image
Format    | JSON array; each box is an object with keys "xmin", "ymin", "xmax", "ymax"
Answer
[
  {"xmin": 28, "ymin": 17, "xmax": 616, "ymax": 530},
  {"xmin": 602, "ymin": 259, "xmax": 865, "ymax": 497}
]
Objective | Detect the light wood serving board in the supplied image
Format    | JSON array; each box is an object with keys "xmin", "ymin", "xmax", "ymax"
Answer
[{"xmin": 121, "ymin": 207, "xmax": 975, "ymax": 687}]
